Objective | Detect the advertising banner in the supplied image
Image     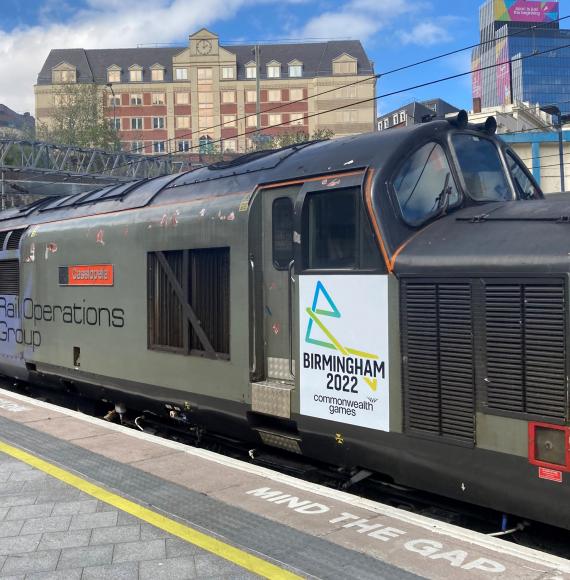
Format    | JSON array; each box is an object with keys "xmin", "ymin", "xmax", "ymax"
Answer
[
  {"xmin": 472, "ymin": 53, "xmax": 482, "ymax": 100},
  {"xmin": 496, "ymin": 37, "xmax": 512, "ymax": 105},
  {"xmin": 494, "ymin": 0, "xmax": 559, "ymax": 23},
  {"xmin": 299, "ymin": 275, "xmax": 390, "ymax": 431}
]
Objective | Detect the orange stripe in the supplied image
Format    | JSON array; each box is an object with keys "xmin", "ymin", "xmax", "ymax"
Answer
[
  {"xmin": 260, "ymin": 170, "xmax": 365, "ymax": 190},
  {"xmin": 363, "ymin": 168, "xmax": 392, "ymax": 272},
  {"xmin": 389, "ymin": 220, "xmax": 438, "ymax": 270}
]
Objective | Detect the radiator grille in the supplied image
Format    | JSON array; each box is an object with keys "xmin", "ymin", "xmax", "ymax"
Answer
[
  {"xmin": 0, "ymin": 260, "xmax": 19, "ymax": 295},
  {"xmin": 485, "ymin": 283, "xmax": 567, "ymax": 419},
  {"xmin": 402, "ymin": 281, "xmax": 474, "ymax": 442}
]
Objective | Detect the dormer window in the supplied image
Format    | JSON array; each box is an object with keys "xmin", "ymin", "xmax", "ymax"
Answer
[
  {"xmin": 267, "ymin": 61, "xmax": 281, "ymax": 78},
  {"xmin": 52, "ymin": 63, "xmax": 76, "ymax": 84},
  {"xmin": 332, "ymin": 54, "xmax": 358, "ymax": 75},
  {"xmin": 129, "ymin": 65, "xmax": 143, "ymax": 82},
  {"xmin": 245, "ymin": 62, "xmax": 256, "ymax": 79},
  {"xmin": 288, "ymin": 60, "xmax": 303, "ymax": 77},
  {"xmin": 107, "ymin": 65, "xmax": 121, "ymax": 83},
  {"xmin": 150, "ymin": 64, "xmax": 165, "ymax": 82}
]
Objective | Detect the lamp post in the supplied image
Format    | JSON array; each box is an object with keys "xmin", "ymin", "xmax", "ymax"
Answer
[
  {"xmin": 106, "ymin": 82, "xmax": 117, "ymax": 143},
  {"xmin": 541, "ymin": 105, "xmax": 570, "ymax": 192}
]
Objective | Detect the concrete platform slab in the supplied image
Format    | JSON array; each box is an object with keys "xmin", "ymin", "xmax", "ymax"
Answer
[{"xmin": 0, "ymin": 387, "xmax": 568, "ymax": 580}]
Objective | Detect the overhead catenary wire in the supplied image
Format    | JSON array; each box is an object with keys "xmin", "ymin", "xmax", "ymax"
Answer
[
  {"xmin": 106, "ymin": 13, "xmax": 570, "ymax": 160},
  {"xmin": 18, "ymin": 15, "xmax": 570, "ymax": 199}
]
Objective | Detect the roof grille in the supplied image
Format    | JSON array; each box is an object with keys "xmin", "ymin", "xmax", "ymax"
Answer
[
  {"xmin": 6, "ymin": 228, "xmax": 27, "ymax": 250},
  {"xmin": 401, "ymin": 281, "xmax": 475, "ymax": 442},
  {"xmin": 485, "ymin": 282, "xmax": 567, "ymax": 419}
]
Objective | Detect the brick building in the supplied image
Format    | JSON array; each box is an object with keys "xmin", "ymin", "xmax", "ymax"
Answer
[{"xmin": 35, "ymin": 29, "xmax": 376, "ymax": 154}]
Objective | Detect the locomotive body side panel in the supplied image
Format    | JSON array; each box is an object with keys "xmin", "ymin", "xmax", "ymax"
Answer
[{"xmin": 19, "ymin": 191, "xmax": 252, "ymax": 406}]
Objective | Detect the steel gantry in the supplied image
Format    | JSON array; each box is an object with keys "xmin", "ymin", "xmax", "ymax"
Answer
[{"xmin": 0, "ymin": 138, "xmax": 175, "ymax": 183}]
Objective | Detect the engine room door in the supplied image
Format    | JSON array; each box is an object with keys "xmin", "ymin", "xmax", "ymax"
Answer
[{"xmin": 260, "ymin": 185, "xmax": 300, "ymax": 383}]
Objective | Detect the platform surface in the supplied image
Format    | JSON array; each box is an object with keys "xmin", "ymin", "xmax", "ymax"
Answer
[{"xmin": 0, "ymin": 387, "xmax": 568, "ymax": 580}]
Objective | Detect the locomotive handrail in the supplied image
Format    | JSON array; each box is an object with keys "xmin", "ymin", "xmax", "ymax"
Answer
[
  {"xmin": 249, "ymin": 256, "xmax": 257, "ymax": 377},
  {"xmin": 288, "ymin": 259, "xmax": 295, "ymax": 378}
]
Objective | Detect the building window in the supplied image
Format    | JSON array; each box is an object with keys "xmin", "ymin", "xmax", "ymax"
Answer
[
  {"xmin": 221, "ymin": 91, "xmax": 235, "ymax": 104},
  {"xmin": 224, "ymin": 139, "xmax": 237, "ymax": 152},
  {"xmin": 175, "ymin": 92, "xmax": 189, "ymax": 105},
  {"xmin": 223, "ymin": 115, "xmax": 236, "ymax": 127},
  {"xmin": 152, "ymin": 117, "xmax": 165, "ymax": 129},
  {"xmin": 175, "ymin": 68, "xmax": 188, "ymax": 81},
  {"xmin": 289, "ymin": 64, "xmax": 302, "ymax": 77},
  {"xmin": 338, "ymin": 110, "xmax": 357, "ymax": 123},
  {"xmin": 332, "ymin": 61, "xmax": 357, "ymax": 75},
  {"xmin": 245, "ymin": 90, "xmax": 257, "ymax": 103},
  {"xmin": 393, "ymin": 114, "xmax": 398, "ymax": 125},
  {"xmin": 289, "ymin": 88, "xmax": 303, "ymax": 101},
  {"xmin": 199, "ymin": 135, "xmax": 214, "ymax": 153},
  {"xmin": 246, "ymin": 65, "xmax": 256, "ymax": 79},
  {"xmin": 176, "ymin": 116, "xmax": 190, "ymax": 129},
  {"xmin": 107, "ymin": 69, "xmax": 121, "ymax": 83},
  {"xmin": 340, "ymin": 86, "xmax": 357, "ymax": 98},
  {"xmin": 197, "ymin": 68, "xmax": 212, "ymax": 87},
  {"xmin": 399, "ymin": 111, "xmax": 406, "ymax": 123},
  {"xmin": 272, "ymin": 197, "xmax": 294, "ymax": 269},
  {"xmin": 131, "ymin": 141, "xmax": 144, "ymax": 152},
  {"xmin": 246, "ymin": 114, "xmax": 258, "ymax": 128},
  {"xmin": 267, "ymin": 89, "xmax": 281, "ymax": 102},
  {"xmin": 151, "ymin": 68, "xmax": 164, "ymax": 82},
  {"xmin": 153, "ymin": 141, "xmax": 165, "ymax": 153},
  {"xmin": 108, "ymin": 118, "xmax": 121, "ymax": 130},
  {"xmin": 384, "ymin": 118, "xmax": 389, "ymax": 129},
  {"xmin": 130, "ymin": 94, "xmax": 142, "ymax": 105},
  {"xmin": 199, "ymin": 116, "xmax": 214, "ymax": 129},
  {"xmin": 177, "ymin": 140, "xmax": 191, "ymax": 152},
  {"xmin": 52, "ymin": 69, "xmax": 76, "ymax": 83},
  {"xmin": 108, "ymin": 95, "xmax": 120, "ymax": 107},
  {"xmin": 147, "ymin": 248, "xmax": 230, "ymax": 357},
  {"xmin": 290, "ymin": 113, "xmax": 304, "ymax": 126},
  {"xmin": 131, "ymin": 118, "xmax": 143, "ymax": 130},
  {"xmin": 152, "ymin": 93, "xmax": 165, "ymax": 105},
  {"xmin": 198, "ymin": 92, "xmax": 213, "ymax": 109},
  {"xmin": 267, "ymin": 65, "xmax": 281, "ymax": 78},
  {"xmin": 129, "ymin": 68, "xmax": 143, "ymax": 82},
  {"xmin": 268, "ymin": 114, "xmax": 282, "ymax": 126},
  {"xmin": 221, "ymin": 66, "xmax": 235, "ymax": 79}
]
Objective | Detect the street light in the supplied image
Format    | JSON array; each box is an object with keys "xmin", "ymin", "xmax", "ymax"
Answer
[
  {"xmin": 106, "ymin": 82, "xmax": 117, "ymax": 132},
  {"xmin": 541, "ymin": 104, "xmax": 570, "ymax": 192}
]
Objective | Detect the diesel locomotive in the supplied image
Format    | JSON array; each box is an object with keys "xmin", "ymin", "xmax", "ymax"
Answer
[{"xmin": 0, "ymin": 112, "xmax": 568, "ymax": 529}]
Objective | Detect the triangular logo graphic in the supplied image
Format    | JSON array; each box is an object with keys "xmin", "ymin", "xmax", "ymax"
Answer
[{"xmin": 305, "ymin": 282, "xmax": 341, "ymax": 350}]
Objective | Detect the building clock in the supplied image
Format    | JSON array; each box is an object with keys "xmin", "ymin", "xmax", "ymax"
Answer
[{"xmin": 196, "ymin": 39, "xmax": 212, "ymax": 55}]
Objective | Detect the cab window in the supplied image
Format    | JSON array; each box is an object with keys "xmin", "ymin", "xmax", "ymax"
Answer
[
  {"xmin": 393, "ymin": 142, "xmax": 459, "ymax": 226},
  {"xmin": 506, "ymin": 151, "xmax": 539, "ymax": 199},
  {"xmin": 452, "ymin": 134, "xmax": 511, "ymax": 201}
]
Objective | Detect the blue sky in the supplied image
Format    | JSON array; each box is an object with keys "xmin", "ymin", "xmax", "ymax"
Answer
[{"xmin": 0, "ymin": 0, "xmax": 482, "ymax": 115}]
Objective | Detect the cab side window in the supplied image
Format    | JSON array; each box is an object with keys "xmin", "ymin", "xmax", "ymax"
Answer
[
  {"xmin": 393, "ymin": 142, "xmax": 459, "ymax": 226},
  {"xmin": 506, "ymin": 151, "xmax": 539, "ymax": 199},
  {"xmin": 302, "ymin": 186, "xmax": 384, "ymax": 271}
]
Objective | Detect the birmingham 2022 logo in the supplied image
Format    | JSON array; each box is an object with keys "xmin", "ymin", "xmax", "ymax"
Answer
[{"xmin": 304, "ymin": 280, "xmax": 385, "ymax": 392}]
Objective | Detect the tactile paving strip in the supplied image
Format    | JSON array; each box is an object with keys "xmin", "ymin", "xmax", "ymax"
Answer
[{"xmin": 0, "ymin": 415, "xmax": 419, "ymax": 580}]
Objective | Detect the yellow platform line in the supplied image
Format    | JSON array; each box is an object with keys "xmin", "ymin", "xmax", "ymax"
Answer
[{"xmin": 0, "ymin": 440, "xmax": 302, "ymax": 580}]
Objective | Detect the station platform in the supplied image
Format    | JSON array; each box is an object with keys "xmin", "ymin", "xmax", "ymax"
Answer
[{"xmin": 0, "ymin": 387, "xmax": 568, "ymax": 580}]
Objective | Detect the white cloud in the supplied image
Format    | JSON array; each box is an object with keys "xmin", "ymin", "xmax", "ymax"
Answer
[
  {"xmin": 399, "ymin": 21, "xmax": 453, "ymax": 46},
  {"xmin": 297, "ymin": 0, "xmax": 423, "ymax": 42},
  {"xmin": 0, "ymin": 0, "xmax": 275, "ymax": 114}
]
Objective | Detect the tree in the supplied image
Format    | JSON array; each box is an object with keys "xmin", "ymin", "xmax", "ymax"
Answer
[
  {"xmin": 36, "ymin": 84, "xmax": 120, "ymax": 151},
  {"xmin": 250, "ymin": 128, "xmax": 334, "ymax": 151}
]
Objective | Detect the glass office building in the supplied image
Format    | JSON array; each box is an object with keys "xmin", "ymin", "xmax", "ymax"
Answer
[{"xmin": 472, "ymin": 0, "xmax": 570, "ymax": 113}]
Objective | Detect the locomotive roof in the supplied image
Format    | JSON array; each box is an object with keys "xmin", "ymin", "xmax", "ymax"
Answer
[{"xmin": 0, "ymin": 121, "xmax": 456, "ymax": 230}]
